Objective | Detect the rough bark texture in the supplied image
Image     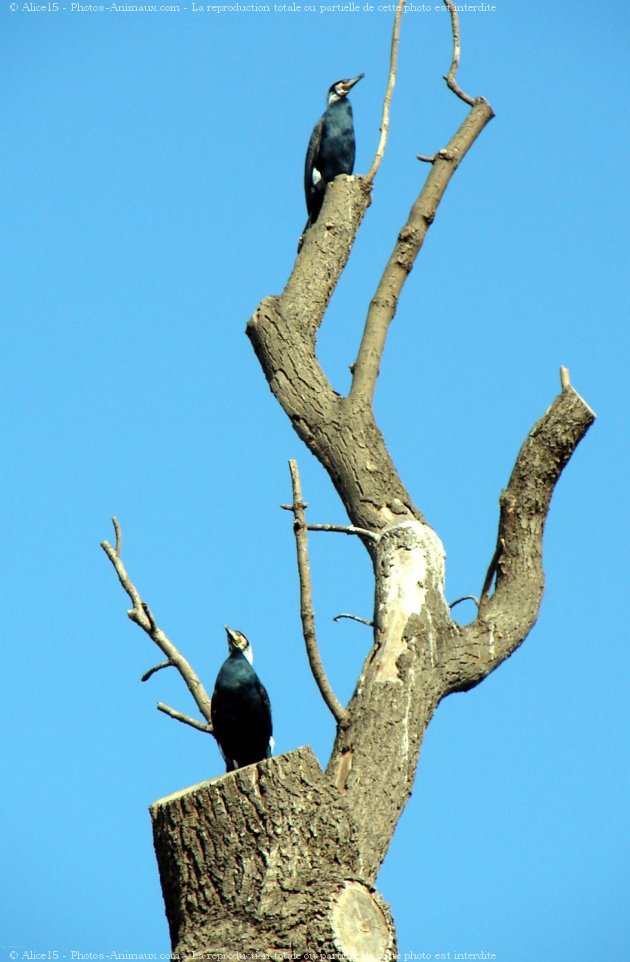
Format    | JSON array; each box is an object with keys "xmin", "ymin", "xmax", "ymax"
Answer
[
  {"xmin": 148, "ymin": 64, "xmax": 595, "ymax": 954},
  {"xmin": 151, "ymin": 747, "xmax": 396, "ymax": 960}
]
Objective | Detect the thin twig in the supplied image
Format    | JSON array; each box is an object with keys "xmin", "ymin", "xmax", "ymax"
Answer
[
  {"xmin": 307, "ymin": 523, "xmax": 378, "ymax": 542},
  {"xmin": 333, "ymin": 613, "xmax": 374, "ymax": 627},
  {"xmin": 449, "ymin": 595, "xmax": 480, "ymax": 611},
  {"xmin": 282, "ymin": 504, "xmax": 378, "ymax": 541},
  {"xmin": 157, "ymin": 702, "xmax": 213, "ymax": 734},
  {"xmin": 141, "ymin": 659, "xmax": 174, "ymax": 683},
  {"xmin": 365, "ymin": 0, "xmax": 406, "ymax": 184},
  {"xmin": 142, "ymin": 602, "xmax": 157, "ymax": 631},
  {"xmin": 442, "ymin": 0, "xmax": 476, "ymax": 106},
  {"xmin": 101, "ymin": 518, "xmax": 214, "ymax": 728},
  {"xmin": 560, "ymin": 365, "xmax": 571, "ymax": 390},
  {"xmin": 113, "ymin": 516, "xmax": 122, "ymax": 556},
  {"xmin": 287, "ymin": 461, "xmax": 347, "ymax": 725},
  {"xmin": 418, "ymin": 148, "xmax": 452, "ymax": 166}
]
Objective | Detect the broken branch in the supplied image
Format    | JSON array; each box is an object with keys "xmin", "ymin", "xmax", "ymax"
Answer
[{"xmin": 142, "ymin": 659, "xmax": 174, "ymax": 683}]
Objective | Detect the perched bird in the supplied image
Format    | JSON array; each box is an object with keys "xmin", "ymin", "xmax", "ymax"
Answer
[
  {"xmin": 303, "ymin": 73, "xmax": 365, "ymax": 233},
  {"xmin": 211, "ymin": 626, "xmax": 273, "ymax": 772}
]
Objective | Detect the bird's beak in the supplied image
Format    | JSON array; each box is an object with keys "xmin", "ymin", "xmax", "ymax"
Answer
[
  {"xmin": 224, "ymin": 625, "xmax": 236, "ymax": 643},
  {"xmin": 341, "ymin": 73, "xmax": 365, "ymax": 95}
]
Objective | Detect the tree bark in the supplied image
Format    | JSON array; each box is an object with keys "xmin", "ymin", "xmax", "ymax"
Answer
[{"xmin": 151, "ymin": 747, "xmax": 396, "ymax": 961}]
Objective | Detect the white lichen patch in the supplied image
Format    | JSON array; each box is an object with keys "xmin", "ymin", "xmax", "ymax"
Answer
[
  {"xmin": 487, "ymin": 622, "xmax": 495, "ymax": 660},
  {"xmin": 373, "ymin": 520, "xmax": 446, "ymax": 683}
]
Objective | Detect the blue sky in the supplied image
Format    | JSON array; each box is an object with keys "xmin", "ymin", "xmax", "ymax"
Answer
[{"xmin": 2, "ymin": 2, "xmax": 628, "ymax": 959}]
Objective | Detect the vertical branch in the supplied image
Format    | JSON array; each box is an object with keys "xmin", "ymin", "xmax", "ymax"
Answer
[
  {"xmin": 287, "ymin": 461, "xmax": 347, "ymax": 726},
  {"xmin": 365, "ymin": 0, "xmax": 406, "ymax": 184},
  {"xmin": 442, "ymin": 0, "xmax": 476, "ymax": 105}
]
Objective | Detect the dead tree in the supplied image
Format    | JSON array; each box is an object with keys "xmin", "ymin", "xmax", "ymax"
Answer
[{"xmin": 103, "ymin": 4, "xmax": 594, "ymax": 958}]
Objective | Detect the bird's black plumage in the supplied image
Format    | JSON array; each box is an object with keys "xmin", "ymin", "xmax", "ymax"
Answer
[
  {"xmin": 211, "ymin": 626, "xmax": 273, "ymax": 772},
  {"xmin": 303, "ymin": 73, "xmax": 364, "ymax": 232}
]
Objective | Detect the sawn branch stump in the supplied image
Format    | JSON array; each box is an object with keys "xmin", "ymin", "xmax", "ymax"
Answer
[{"xmin": 150, "ymin": 746, "xmax": 396, "ymax": 961}]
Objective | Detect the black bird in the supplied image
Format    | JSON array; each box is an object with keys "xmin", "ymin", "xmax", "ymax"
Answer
[
  {"xmin": 211, "ymin": 626, "xmax": 273, "ymax": 772},
  {"xmin": 303, "ymin": 73, "xmax": 365, "ymax": 232}
]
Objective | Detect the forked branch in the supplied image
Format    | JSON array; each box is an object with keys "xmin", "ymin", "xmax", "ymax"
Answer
[
  {"xmin": 101, "ymin": 518, "xmax": 213, "ymax": 731},
  {"xmin": 286, "ymin": 461, "xmax": 347, "ymax": 725}
]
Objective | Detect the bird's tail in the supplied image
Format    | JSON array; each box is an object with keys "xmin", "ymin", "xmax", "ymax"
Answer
[{"xmin": 298, "ymin": 185, "xmax": 326, "ymax": 251}]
